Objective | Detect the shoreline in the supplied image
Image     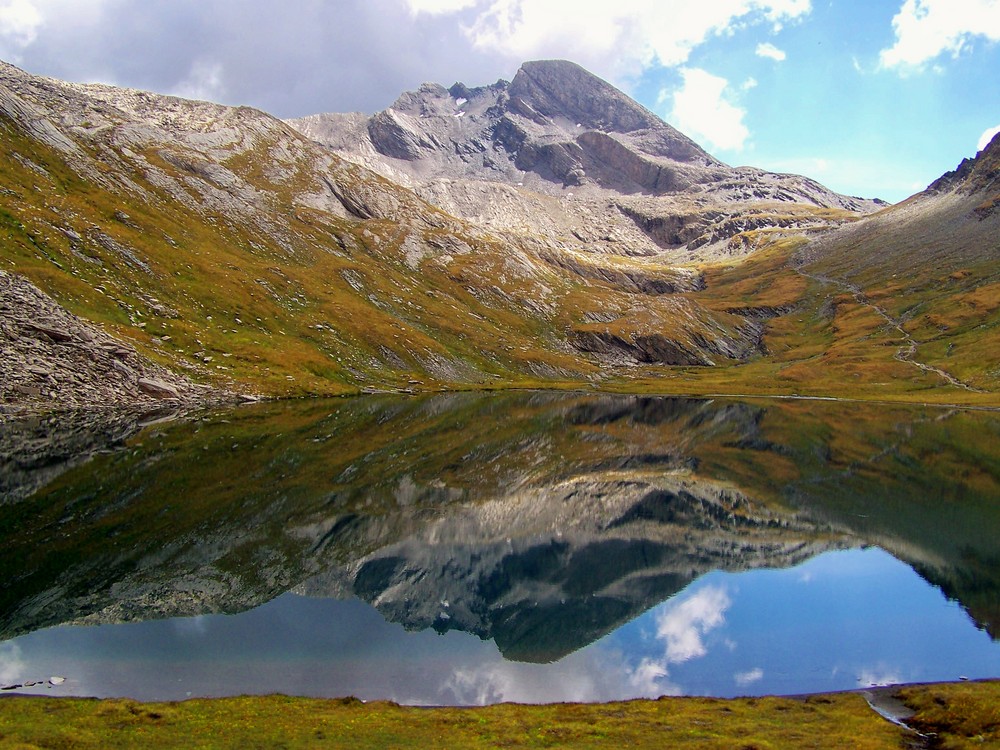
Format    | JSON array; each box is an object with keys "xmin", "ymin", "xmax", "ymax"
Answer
[
  {"xmin": 5, "ymin": 381, "xmax": 1000, "ymax": 421},
  {"xmin": 0, "ymin": 680, "xmax": 996, "ymax": 748},
  {"xmin": 1, "ymin": 676, "xmax": 990, "ymax": 707}
]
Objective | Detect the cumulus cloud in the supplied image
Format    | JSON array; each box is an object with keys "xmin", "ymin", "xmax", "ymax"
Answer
[
  {"xmin": 979, "ymin": 124, "xmax": 1000, "ymax": 151},
  {"xmin": 1, "ymin": 0, "xmax": 812, "ymax": 120},
  {"xmin": 627, "ymin": 657, "xmax": 672, "ymax": 695},
  {"xmin": 0, "ymin": 0, "xmax": 42, "ymax": 58},
  {"xmin": 0, "ymin": 2, "xmax": 516, "ymax": 117},
  {"xmin": 443, "ymin": 650, "xmax": 631, "ymax": 705},
  {"xmin": 620, "ymin": 585, "xmax": 732, "ymax": 697},
  {"xmin": 668, "ymin": 68, "xmax": 751, "ymax": 152},
  {"xmin": 171, "ymin": 60, "xmax": 226, "ymax": 103},
  {"xmin": 446, "ymin": 663, "xmax": 539, "ymax": 705},
  {"xmin": 423, "ymin": 0, "xmax": 811, "ymax": 84},
  {"xmin": 656, "ymin": 584, "xmax": 732, "ymax": 663},
  {"xmin": 880, "ymin": 0, "xmax": 1000, "ymax": 71},
  {"xmin": 755, "ymin": 41, "xmax": 787, "ymax": 60},
  {"xmin": 734, "ymin": 667, "xmax": 764, "ymax": 687}
]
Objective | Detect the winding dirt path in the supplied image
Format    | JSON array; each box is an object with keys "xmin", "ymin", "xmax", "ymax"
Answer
[{"xmin": 791, "ymin": 256, "xmax": 986, "ymax": 394}]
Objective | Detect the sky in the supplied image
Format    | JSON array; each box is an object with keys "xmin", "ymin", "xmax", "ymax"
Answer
[
  {"xmin": 0, "ymin": 0, "xmax": 998, "ymax": 202},
  {"xmin": 5, "ymin": 548, "xmax": 1000, "ymax": 702}
]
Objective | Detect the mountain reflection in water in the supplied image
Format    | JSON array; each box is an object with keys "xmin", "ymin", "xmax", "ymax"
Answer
[{"xmin": 1, "ymin": 392, "xmax": 998, "ymax": 702}]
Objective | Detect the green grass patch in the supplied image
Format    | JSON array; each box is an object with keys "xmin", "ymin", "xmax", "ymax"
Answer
[{"xmin": 0, "ymin": 688, "xmax": 923, "ymax": 749}]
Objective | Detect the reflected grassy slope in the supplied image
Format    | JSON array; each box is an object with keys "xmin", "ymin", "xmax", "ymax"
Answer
[{"xmin": 2, "ymin": 393, "xmax": 998, "ymax": 652}]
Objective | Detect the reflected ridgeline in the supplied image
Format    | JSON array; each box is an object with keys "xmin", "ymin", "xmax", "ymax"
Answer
[{"xmin": 2, "ymin": 393, "xmax": 998, "ymax": 656}]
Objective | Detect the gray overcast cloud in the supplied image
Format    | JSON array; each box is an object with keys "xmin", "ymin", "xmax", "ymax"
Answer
[{"xmin": 5, "ymin": 1, "xmax": 516, "ymax": 117}]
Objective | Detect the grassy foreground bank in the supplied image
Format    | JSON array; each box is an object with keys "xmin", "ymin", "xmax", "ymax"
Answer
[{"xmin": 1, "ymin": 682, "xmax": 998, "ymax": 749}]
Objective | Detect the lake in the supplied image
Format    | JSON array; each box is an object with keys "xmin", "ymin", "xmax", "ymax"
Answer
[{"xmin": 2, "ymin": 392, "xmax": 999, "ymax": 704}]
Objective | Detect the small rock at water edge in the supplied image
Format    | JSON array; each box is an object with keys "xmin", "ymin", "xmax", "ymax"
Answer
[{"xmin": 137, "ymin": 378, "xmax": 180, "ymax": 399}]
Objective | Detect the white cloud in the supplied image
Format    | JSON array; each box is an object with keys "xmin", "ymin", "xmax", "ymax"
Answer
[
  {"xmin": 443, "ymin": 652, "xmax": 621, "ymax": 705},
  {"xmin": 627, "ymin": 657, "xmax": 671, "ymax": 695},
  {"xmin": 0, "ymin": 0, "xmax": 112, "ymax": 63},
  {"xmin": 620, "ymin": 585, "xmax": 732, "ymax": 697},
  {"xmin": 445, "ymin": 663, "xmax": 531, "ymax": 705},
  {"xmin": 171, "ymin": 60, "xmax": 226, "ymax": 103},
  {"xmin": 880, "ymin": 0, "xmax": 1000, "ymax": 71},
  {"xmin": 417, "ymin": 0, "xmax": 812, "ymax": 85},
  {"xmin": 978, "ymin": 123, "xmax": 1000, "ymax": 151},
  {"xmin": 668, "ymin": 67, "xmax": 750, "ymax": 152},
  {"xmin": 656, "ymin": 584, "xmax": 731, "ymax": 663},
  {"xmin": 0, "ymin": 642, "xmax": 25, "ymax": 685},
  {"xmin": 755, "ymin": 41, "xmax": 787, "ymax": 60},
  {"xmin": 734, "ymin": 667, "xmax": 764, "ymax": 687},
  {"xmin": 0, "ymin": 0, "xmax": 42, "ymax": 57}
]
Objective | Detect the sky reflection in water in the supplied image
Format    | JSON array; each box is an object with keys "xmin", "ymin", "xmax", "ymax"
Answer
[{"xmin": 4, "ymin": 547, "xmax": 998, "ymax": 705}]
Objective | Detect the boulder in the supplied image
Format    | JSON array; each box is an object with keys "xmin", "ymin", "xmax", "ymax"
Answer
[
  {"xmin": 27, "ymin": 323, "xmax": 73, "ymax": 343},
  {"xmin": 137, "ymin": 378, "xmax": 180, "ymax": 399}
]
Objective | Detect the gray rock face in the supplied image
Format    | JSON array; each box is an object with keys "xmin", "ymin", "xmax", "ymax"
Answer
[
  {"xmin": 288, "ymin": 59, "xmax": 885, "ymax": 261},
  {"xmin": 509, "ymin": 60, "xmax": 667, "ymax": 134},
  {"xmin": 136, "ymin": 378, "xmax": 181, "ymax": 399},
  {"xmin": 0, "ymin": 270, "xmax": 213, "ymax": 416}
]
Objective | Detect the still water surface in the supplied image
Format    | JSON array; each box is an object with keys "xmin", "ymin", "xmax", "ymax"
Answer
[{"xmin": 2, "ymin": 393, "xmax": 999, "ymax": 704}]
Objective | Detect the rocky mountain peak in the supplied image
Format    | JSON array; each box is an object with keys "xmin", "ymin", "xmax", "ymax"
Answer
[
  {"xmin": 507, "ymin": 59, "xmax": 714, "ymax": 165},
  {"xmin": 509, "ymin": 59, "xmax": 659, "ymax": 133},
  {"xmin": 927, "ymin": 130, "xmax": 1000, "ymax": 212},
  {"xmin": 287, "ymin": 59, "xmax": 882, "ymax": 261}
]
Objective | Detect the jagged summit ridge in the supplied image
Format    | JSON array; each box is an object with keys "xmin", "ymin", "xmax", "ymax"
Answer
[
  {"xmin": 927, "ymin": 129, "xmax": 1000, "ymax": 210},
  {"xmin": 291, "ymin": 58, "xmax": 733, "ymax": 194},
  {"xmin": 288, "ymin": 59, "xmax": 883, "ymax": 261},
  {"xmin": 508, "ymin": 59, "xmax": 709, "ymax": 157}
]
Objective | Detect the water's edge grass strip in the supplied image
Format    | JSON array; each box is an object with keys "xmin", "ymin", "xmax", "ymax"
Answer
[{"xmin": 1, "ymin": 680, "xmax": 997, "ymax": 748}]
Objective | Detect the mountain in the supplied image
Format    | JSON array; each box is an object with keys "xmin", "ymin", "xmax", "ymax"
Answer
[
  {"xmin": 289, "ymin": 59, "xmax": 883, "ymax": 261},
  {"xmin": 0, "ymin": 58, "xmax": 997, "ymax": 411}
]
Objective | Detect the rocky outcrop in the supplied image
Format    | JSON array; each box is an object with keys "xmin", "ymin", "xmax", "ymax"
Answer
[
  {"xmin": 537, "ymin": 248, "xmax": 705, "ymax": 294},
  {"xmin": 926, "ymin": 130, "xmax": 1000, "ymax": 218},
  {"xmin": 368, "ymin": 108, "xmax": 442, "ymax": 161},
  {"xmin": 570, "ymin": 329, "xmax": 715, "ymax": 366},
  {"xmin": 508, "ymin": 60, "xmax": 667, "ymax": 135},
  {"xmin": 569, "ymin": 319, "xmax": 763, "ymax": 367},
  {"xmin": 0, "ymin": 270, "xmax": 221, "ymax": 415}
]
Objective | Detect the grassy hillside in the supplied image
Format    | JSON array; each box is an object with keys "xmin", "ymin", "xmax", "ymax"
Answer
[{"xmin": 2, "ymin": 63, "xmax": 998, "ymax": 405}]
